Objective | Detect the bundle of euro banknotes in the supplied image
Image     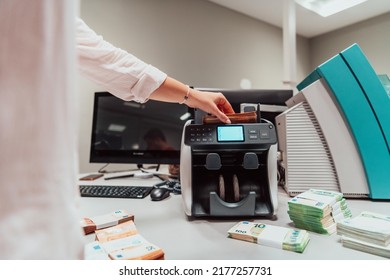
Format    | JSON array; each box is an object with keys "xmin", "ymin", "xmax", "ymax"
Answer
[
  {"xmin": 80, "ymin": 209, "xmax": 134, "ymax": 235},
  {"xmin": 287, "ymin": 189, "xmax": 352, "ymax": 234},
  {"xmin": 337, "ymin": 211, "xmax": 390, "ymax": 258},
  {"xmin": 83, "ymin": 213, "xmax": 164, "ymax": 260},
  {"xmin": 227, "ymin": 221, "xmax": 310, "ymax": 253}
]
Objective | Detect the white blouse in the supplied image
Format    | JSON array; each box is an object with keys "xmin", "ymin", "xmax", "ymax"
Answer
[{"xmin": 76, "ymin": 18, "xmax": 167, "ymax": 102}]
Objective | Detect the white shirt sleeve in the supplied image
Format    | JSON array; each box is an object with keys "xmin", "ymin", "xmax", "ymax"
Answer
[{"xmin": 76, "ymin": 18, "xmax": 167, "ymax": 103}]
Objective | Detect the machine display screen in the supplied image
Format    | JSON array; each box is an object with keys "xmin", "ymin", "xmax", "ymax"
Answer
[{"xmin": 217, "ymin": 125, "xmax": 244, "ymax": 142}]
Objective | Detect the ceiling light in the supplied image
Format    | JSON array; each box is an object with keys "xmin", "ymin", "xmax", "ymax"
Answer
[{"xmin": 295, "ymin": 0, "xmax": 367, "ymax": 17}]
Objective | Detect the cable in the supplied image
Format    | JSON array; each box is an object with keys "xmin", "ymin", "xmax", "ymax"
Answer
[
  {"xmin": 260, "ymin": 118, "xmax": 273, "ymax": 125},
  {"xmin": 98, "ymin": 163, "xmax": 110, "ymax": 173}
]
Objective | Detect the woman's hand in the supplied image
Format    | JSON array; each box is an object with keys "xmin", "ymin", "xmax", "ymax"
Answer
[{"xmin": 185, "ymin": 89, "xmax": 235, "ymax": 124}]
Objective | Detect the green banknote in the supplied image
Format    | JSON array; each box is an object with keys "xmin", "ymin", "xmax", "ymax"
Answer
[{"xmin": 227, "ymin": 221, "xmax": 310, "ymax": 253}]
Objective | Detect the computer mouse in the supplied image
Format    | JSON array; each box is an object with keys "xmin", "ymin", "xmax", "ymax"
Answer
[{"xmin": 150, "ymin": 188, "xmax": 171, "ymax": 201}]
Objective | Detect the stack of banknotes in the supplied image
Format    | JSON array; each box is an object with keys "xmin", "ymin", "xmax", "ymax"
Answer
[
  {"xmin": 227, "ymin": 221, "xmax": 310, "ymax": 253},
  {"xmin": 337, "ymin": 211, "xmax": 390, "ymax": 258},
  {"xmin": 80, "ymin": 209, "xmax": 134, "ymax": 235},
  {"xmin": 84, "ymin": 218, "xmax": 164, "ymax": 260},
  {"xmin": 287, "ymin": 189, "xmax": 352, "ymax": 234}
]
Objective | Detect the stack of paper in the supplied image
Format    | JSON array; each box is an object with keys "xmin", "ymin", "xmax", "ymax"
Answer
[
  {"xmin": 227, "ymin": 221, "xmax": 310, "ymax": 253},
  {"xmin": 287, "ymin": 189, "xmax": 352, "ymax": 234},
  {"xmin": 84, "ymin": 220, "xmax": 164, "ymax": 260},
  {"xmin": 337, "ymin": 211, "xmax": 390, "ymax": 258}
]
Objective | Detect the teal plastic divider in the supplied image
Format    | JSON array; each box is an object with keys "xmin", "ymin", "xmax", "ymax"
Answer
[
  {"xmin": 340, "ymin": 44, "xmax": 390, "ymax": 153},
  {"xmin": 296, "ymin": 44, "xmax": 390, "ymax": 199}
]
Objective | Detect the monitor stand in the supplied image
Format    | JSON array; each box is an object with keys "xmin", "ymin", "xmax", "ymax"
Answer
[{"xmin": 97, "ymin": 163, "xmax": 160, "ymax": 174}]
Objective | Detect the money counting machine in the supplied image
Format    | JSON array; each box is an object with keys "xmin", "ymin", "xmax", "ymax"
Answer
[{"xmin": 180, "ymin": 107, "xmax": 278, "ymax": 218}]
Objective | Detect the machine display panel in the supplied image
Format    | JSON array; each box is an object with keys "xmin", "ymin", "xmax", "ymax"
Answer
[{"xmin": 217, "ymin": 125, "xmax": 244, "ymax": 142}]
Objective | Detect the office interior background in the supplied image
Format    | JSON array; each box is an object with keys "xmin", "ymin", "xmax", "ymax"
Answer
[{"xmin": 77, "ymin": 0, "xmax": 390, "ymax": 173}]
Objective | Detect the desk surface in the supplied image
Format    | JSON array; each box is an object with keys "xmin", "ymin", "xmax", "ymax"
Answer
[{"xmin": 79, "ymin": 174, "xmax": 389, "ymax": 260}]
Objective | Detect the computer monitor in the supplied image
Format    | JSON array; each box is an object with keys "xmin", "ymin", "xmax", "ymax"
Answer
[{"xmin": 89, "ymin": 91, "xmax": 192, "ymax": 165}]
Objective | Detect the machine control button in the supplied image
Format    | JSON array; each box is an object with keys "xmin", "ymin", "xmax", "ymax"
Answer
[{"xmin": 259, "ymin": 130, "xmax": 270, "ymax": 138}]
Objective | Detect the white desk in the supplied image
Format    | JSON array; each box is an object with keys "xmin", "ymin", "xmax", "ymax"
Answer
[{"xmin": 79, "ymin": 174, "xmax": 389, "ymax": 260}]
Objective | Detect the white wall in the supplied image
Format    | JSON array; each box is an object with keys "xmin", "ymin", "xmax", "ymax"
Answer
[
  {"xmin": 77, "ymin": 0, "xmax": 310, "ymax": 173},
  {"xmin": 309, "ymin": 12, "xmax": 390, "ymax": 76}
]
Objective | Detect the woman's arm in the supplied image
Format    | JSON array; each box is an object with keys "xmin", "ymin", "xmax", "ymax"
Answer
[{"xmin": 149, "ymin": 77, "xmax": 234, "ymax": 123}]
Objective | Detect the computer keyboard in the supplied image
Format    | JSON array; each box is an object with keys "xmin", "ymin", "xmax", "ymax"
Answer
[{"xmin": 79, "ymin": 185, "xmax": 153, "ymax": 199}]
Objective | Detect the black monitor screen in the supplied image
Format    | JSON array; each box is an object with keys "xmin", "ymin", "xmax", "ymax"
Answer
[{"xmin": 89, "ymin": 92, "xmax": 191, "ymax": 165}]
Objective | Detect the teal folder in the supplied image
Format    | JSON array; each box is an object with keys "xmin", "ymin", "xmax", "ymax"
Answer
[{"xmin": 297, "ymin": 44, "xmax": 390, "ymax": 199}]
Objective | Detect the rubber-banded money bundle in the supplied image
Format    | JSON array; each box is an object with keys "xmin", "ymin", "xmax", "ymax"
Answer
[
  {"xmin": 80, "ymin": 209, "xmax": 134, "ymax": 234},
  {"xmin": 228, "ymin": 221, "xmax": 310, "ymax": 253}
]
